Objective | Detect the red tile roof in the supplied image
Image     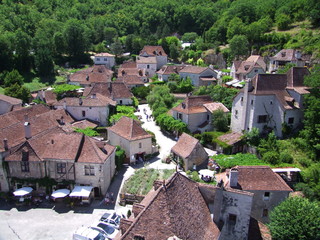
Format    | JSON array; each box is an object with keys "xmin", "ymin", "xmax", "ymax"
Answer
[
  {"xmin": 107, "ymin": 116, "xmax": 151, "ymax": 141},
  {"xmin": 140, "ymin": 46, "xmax": 167, "ymax": 57},
  {"xmin": 120, "ymin": 172, "xmax": 220, "ymax": 240},
  {"xmin": 95, "ymin": 52, "xmax": 115, "ymax": 57},
  {"xmin": 271, "ymin": 49, "xmax": 298, "ymax": 61},
  {"xmin": 171, "ymin": 95, "xmax": 213, "ymax": 114},
  {"xmin": 203, "ymin": 102, "xmax": 229, "ymax": 113},
  {"xmin": 156, "ymin": 65, "xmax": 185, "ymax": 75},
  {"xmin": 71, "ymin": 119, "xmax": 98, "ymax": 129},
  {"xmin": 230, "ymin": 166, "xmax": 292, "ymax": 191},
  {"xmin": 119, "ymin": 61, "xmax": 137, "ymax": 69},
  {"xmin": 116, "ymin": 75, "xmax": 145, "ymax": 86},
  {"xmin": 82, "ymin": 83, "xmax": 132, "ymax": 100},
  {"xmin": 69, "ymin": 65, "xmax": 113, "ymax": 85},
  {"xmin": 136, "ymin": 56, "xmax": 157, "ymax": 64},
  {"xmin": 0, "ymin": 94, "xmax": 22, "ymax": 105},
  {"xmin": 55, "ymin": 93, "xmax": 116, "ymax": 107},
  {"xmin": 179, "ymin": 65, "xmax": 209, "ymax": 74},
  {"xmin": 217, "ymin": 132, "xmax": 243, "ymax": 145},
  {"xmin": 171, "ymin": 133, "xmax": 200, "ymax": 159}
]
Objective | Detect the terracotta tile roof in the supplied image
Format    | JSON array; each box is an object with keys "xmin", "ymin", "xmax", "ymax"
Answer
[
  {"xmin": 0, "ymin": 109, "xmax": 74, "ymax": 152},
  {"xmin": 246, "ymin": 55, "xmax": 267, "ymax": 71},
  {"xmin": 237, "ymin": 61, "xmax": 263, "ymax": 74},
  {"xmin": 55, "ymin": 93, "xmax": 116, "ymax": 107},
  {"xmin": 95, "ymin": 52, "xmax": 115, "ymax": 57},
  {"xmin": 107, "ymin": 116, "xmax": 151, "ymax": 141},
  {"xmin": 111, "ymin": 82, "xmax": 133, "ymax": 99},
  {"xmin": 230, "ymin": 166, "xmax": 293, "ymax": 191},
  {"xmin": 179, "ymin": 65, "xmax": 209, "ymax": 74},
  {"xmin": 120, "ymin": 172, "xmax": 220, "ymax": 240},
  {"xmin": 0, "ymin": 104, "xmax": 51, "ymax": 129},
  {"xmin": 77, "ymin": 136, "xmax": 115, "ymax": 163},
  {"xmin": 203, "ymin": 102, "xmax": 229, "ymax": 113},
  {"xmin": 71, "ymin": 119, "xmax": 98, "ymax": 129},
  {"xmin": 171, "ymin": 133, "xmax": 199, "ymax": 159},
  {"xmin": 136, "ymin": 56, "xmax": 157, "ymax": 64},
  {"xmin": 271, "ymin": 49, "xmax": 297, "ymax": 61},
  {"xmin": 116, "ymin": 75, "xmax": 145, "ymax": 86},
  {"xmin": 200, "ymin": 77, "xmax": 217, "ymax": 81},
  {"xmin": 5, "ymin": 141, "xmax": 42, "ymax": 162},
  {"xmin": 217, "ymin": 132, "xmax": 243, "ymax": 145},
  {"xmin": 251, "ymin": 74, "xmax": 287, "ymax": 93},
  {"xmin": 0, "ymin": 94, "xmax": 22, "ymax": 105},
  {"xmin": 156, "ymin": 65, "xmax": 185, "ymax": 75},
  {"xmin": 140, "ymin": 46, "xmax": 167, "ymax": 57},
  {"xmin": 42, "ymin": 90, "xmax": 57, "ymax": 105},
  {"xmin": 69, "ymin": 65, "xmax": 113, "ymax": 84},
  {"xmin": 120, "ymin": 61, "xmax": 137, "ymax": 69},
  {"xmin": 82, "ymin": 82, "xmax": 132, "ymax": 100},
  {"xmin": 286, "ymin": 67, "xmax": 310, "ymax": 90},
  {"xmin": 171, "ymin": 95, "xmax": 213, "ymax": 114},
  {"xmin": 118, "ymin": 68, "xmax": 146, "ymax": 77}
]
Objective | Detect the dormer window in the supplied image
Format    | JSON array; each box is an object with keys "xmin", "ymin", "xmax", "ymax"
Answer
[{"xmin": 281, "ymin": 52, "xmax": 286, "ymax": 57}]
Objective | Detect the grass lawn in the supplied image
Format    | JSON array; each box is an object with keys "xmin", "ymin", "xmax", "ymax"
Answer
[
  {"xmin": 122, "ymin": 168, "xmax": 175, "ymax": 195},
  {"xmin": 23, "ymin": 78, "xmax": 47, "ymax": 92}
]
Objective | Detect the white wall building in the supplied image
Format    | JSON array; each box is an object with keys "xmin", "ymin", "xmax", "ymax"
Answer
[
  {"xmin": 94, "ymin": 53, "xmax": 115, "ymax": 69},
  {"xmin": 231, "ymin": 67, "xmax": 310, "ymax": 137}
]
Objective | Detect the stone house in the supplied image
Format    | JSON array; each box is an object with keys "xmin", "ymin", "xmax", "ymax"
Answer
[
  {"xmin": 54, "ymin": 93, "xmax": 116, "ymax": 126},
  {"xmin": 136, "ymin": 56, "xmax": 157, "ymax": 77},
  {"xmin": 178, "ymin": 66, "xmax": 218, "ymax": 86},
  {"xmin": 231, "ymin": 67, "xmax": 310, "ymax": 137},
  {"xmin": 171, "ymin": 133, "xmax": 208, "ymax": 170},
  {"xmin": 156, "ymin": 65, "xmax": 185, "ymax": 81},
  {"xmin": 93, "ymin": 52, "xmax": 115, "ymax": 69},
  {"xmin": 83, "ymin": 82, "xmax": 133, "ymax": 105},
  {"xmin": 0, "ymin": 106, "xmax": 74, "ymax": 192},
  {"xmin": 216, "ymin": 132, "xmax": 244, "ymax": 154},
  {"xmin": 36, "ymin": 90, "xmax": 57, "ymax": 107},
  {"xmin": 225, "ymin": 166, "xmax": 293, "ymax": 223},
  {"xmin": 171, "ymin": 95, "xmax": 229, "ymax": 133},
  {"xmin": 230, "ymin": 55, "xmax": 266, "ymax": 81},
  {"xmin": 269, "ymin": 49, "xmax": 309, "ymax": 73},
  {"xmin": 5, "ymin": 126, "xmax": 116, "ymax": 197},
  {"xmin": 117, "ymin": 172, "xmax": 256, "ymax": 240},
  {"xmin": 107, "ymin": 116, "xmax": 153, "ymax": 162},
  {"xmin": 0, "ymin": 94, "xmax": 22, "ymax": 115},
  {"xmin": 118, "ymin": 61, "xmax": 148, "ymax": 83},
  {"xmin": 139, "ymin": 45, "xmax": 168, "ymax": 70},
  {"xmin": 68, "ymin": 65, "xmax": 113, "ymax": 87}
]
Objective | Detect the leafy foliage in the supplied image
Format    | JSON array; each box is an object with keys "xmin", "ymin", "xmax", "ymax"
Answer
[
  {"xmin": 115, "ymin": 146, "xmax": 126, "ymax": 171},
  {"xmin": 52, "ymin": 84, "xmax": 81, "ymax": 99},
  {"xmin": 74, "ymin": 127, "xmax": 99, "ymax": 137},
  {"xmin": 268, "ymin": 197, "xmax": 320, "ymax": 240},
  {"xmin": 212, "ymin": 153, "xmax": 267, "ymax": 169},
  {"xmin": 212, "ymin": 109, "xmax": 229, "ymax": 132}
]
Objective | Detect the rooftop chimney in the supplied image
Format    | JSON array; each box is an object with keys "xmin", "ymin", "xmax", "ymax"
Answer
[
  {"xmin": 24, "ymin": 122, "xmax": 31, "ymax": 139},
  {"xmin": 91, "ymin": 93, "xmax": 96, "ymax": 99},
  {"xmin": 230, "ymin": 168, "xmax": 239, "ymax": 188},
  {"xmin": 79, "ymin": 98, "xmax": 83, "ymax": 106},
  {"xmin": 153, "ymin": 180, "xmax": 163, "ymax": 190},
  {"xmin": 86, "ymin": 75, "xmax": 89, "ymax": 81},
  {"xmin": 24, "ymin": 114, "xmax": 29, "ymax": 123},
  {"xmin": 3, "ymin": 138, "xmax": 8, "ymax": 151},
  {"xmin": 63, "ymin": 100, "xmax": 67, "ymax": 110}
]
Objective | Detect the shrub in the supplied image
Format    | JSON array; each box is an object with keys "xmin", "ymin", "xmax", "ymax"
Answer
[
  {"xmin": 279, "ymin": 151, "xmax": 293, "ymax": 164},
  {"xmin": 213, "ymin": 153, "xmax": 266, "ymax": 169},
  {"xmin": 298, "ymin": 157, "xmax": 313, "ymax": 168},
  {"xmin": 74, "ymin": 127, "xmax": 99, "ymax": 137},
  {"xmin": 115, "ymin": 146, "xmax": 126, "ymax": 170},
  {"xmin": 262, "ymin": 151, "xmax": 280, "ymax": 165}
]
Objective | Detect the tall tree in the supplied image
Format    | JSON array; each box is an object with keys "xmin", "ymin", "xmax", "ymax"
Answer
[
  {"xmin": 229, "ymin": 35, "xmax": 249, "ymax": 59},
  {"xmin": 268, "ymin": 197, "xmax": 320, "ymax": 240}
]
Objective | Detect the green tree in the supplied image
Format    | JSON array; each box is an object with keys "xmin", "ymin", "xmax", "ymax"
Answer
[
  {"xmin": 4, "ymin": 83, "xmax": 30, "ymax": 103},
  {"xmin": 110, "ymin": 38, "xmax": 123, "ymax": 56},
  {"xmin": 4, "ymin": 70, "xmax": 24, "ymax": 87},
  {"xmin": 268, "ymin": 197, "xmax": 320, "ymax": 240},
  {"xmin": 212, "ymin": 109, "xmax": 229, "ymax": 132},
  {"xmin": 169, "ymin": 43, "xmax": 179, "ymax": 61},
  {"xmin": 244, "ymin": 127, "xmax": 261, "ymax": 147},
  {"xmin": 229, "ymin": 35, "xmax": 249, "ymax": 59},
  {"xmin": 181, "ymin": 32, "xmax": 198, "ymax": 43},
  {"xmin": 276, "ymin": 13, "xmax": 292, "ymax": 31}
]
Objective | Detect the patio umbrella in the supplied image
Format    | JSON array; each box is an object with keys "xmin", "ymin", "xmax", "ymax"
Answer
[
  {"xmin": 51, "ymin": 189, "xmax": 70, "ymax": 199},
  {"xmin": 13, "ymin": 187, "xmax": 33, "ymax": 196},
  {"xmin": 198, "ymin": 169, "xmax": 215, "ymax": 178}
]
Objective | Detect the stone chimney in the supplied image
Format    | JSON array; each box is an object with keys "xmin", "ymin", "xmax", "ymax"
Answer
[
  {"xmin": 3, "ymin": 138, "xmax": 8, "ymax": 151},
  {"xmin": 91, "ymin": 93, "xmax": 96, "ymax": 99},
  {"xmin": 79, "ymin": 98, "xmax": 83, "ymax": 106},
  {"xmin": 24, "ymin": 122, "xmax": 31, "ymax": 139},
  {"xmin": 295, "ymin": 50, "xmax": 302, "ymax": 60},
  {"xmin": 241, "ymin": 78, "xmax": 252, "ymax": 131},
  {"xmin": 63, "ymin": 100, "xmax": 67, "ymax": 110},
  {"xmin": 229, "ymin": 168, "xmax": 239, "ymax": 188}
]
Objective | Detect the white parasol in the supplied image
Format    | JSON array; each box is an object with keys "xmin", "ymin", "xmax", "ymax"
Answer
[
  {"xmin": 51, "ymin": 189, "xmax": 70, "ymax": 198},
  {"xmin": 198, "ymin": 169, "xmax": 215, "ymax": 178},
  {"xmin": 13, "ymin": 187, "xmax": 33, "ymax": 196}
]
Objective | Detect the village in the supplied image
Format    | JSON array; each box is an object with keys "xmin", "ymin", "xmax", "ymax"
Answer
[{"xmin": 0, "ymin": 43, "xmax": 314, "ymax": 240}]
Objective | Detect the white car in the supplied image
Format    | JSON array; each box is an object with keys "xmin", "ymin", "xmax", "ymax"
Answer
[
  {"xmin": 73, "ymin": 226, "xmax": 107, "ymax": 240},
  {"xmin": 99, "ymin": 212, "xmax": 121, "ymax": 229},
  {"xmin": 91, "ymin": 221, "xmax": 119, "ymax": 240}
]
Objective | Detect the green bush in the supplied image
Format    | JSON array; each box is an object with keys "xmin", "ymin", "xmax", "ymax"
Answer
[
  {"xmin": 74, "ymin": 127, "xmax": 99, "ymax": 137},
  {"xmin": 262, "ymin": 151, "xmax": 280, "ymax": 165},
  {"xmin": 279, "ymin": 151, "xmax": 293, "ymax": 164},
  {"xmin": 115, "ymin": 146, "xmax": 126, "ymax": 170},
  {"xmin": 298, "ymin": 157, "xmax": 313, "ymax": 168}
]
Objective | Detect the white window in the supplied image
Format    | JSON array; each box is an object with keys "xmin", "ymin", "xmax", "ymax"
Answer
[
  {"xmin": 57, "ymin": 163, "xmax": 66, "ymax": 174},
  {"xmin": 104, "ymin": 58, "xmax": 108, "ymax": 61},
  {"xmin": 96, "ymin": 58, "xmax": 100, "ymax": 61},
  {"xmin": 84, "ymin": 165, "xmax": 95, "ymax": 176}
]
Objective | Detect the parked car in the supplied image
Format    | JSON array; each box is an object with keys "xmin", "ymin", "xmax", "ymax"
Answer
[
  {"xmin": 99, "ymin": 212, "xmax": 121, "ymax": 229},
  {"xmin": 91, "ymin": 221, "xmax": 119, "ymax": 239},
  {"xmin": 73, "ymin": 226, "xmax": 107, "ymax": 240}
]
